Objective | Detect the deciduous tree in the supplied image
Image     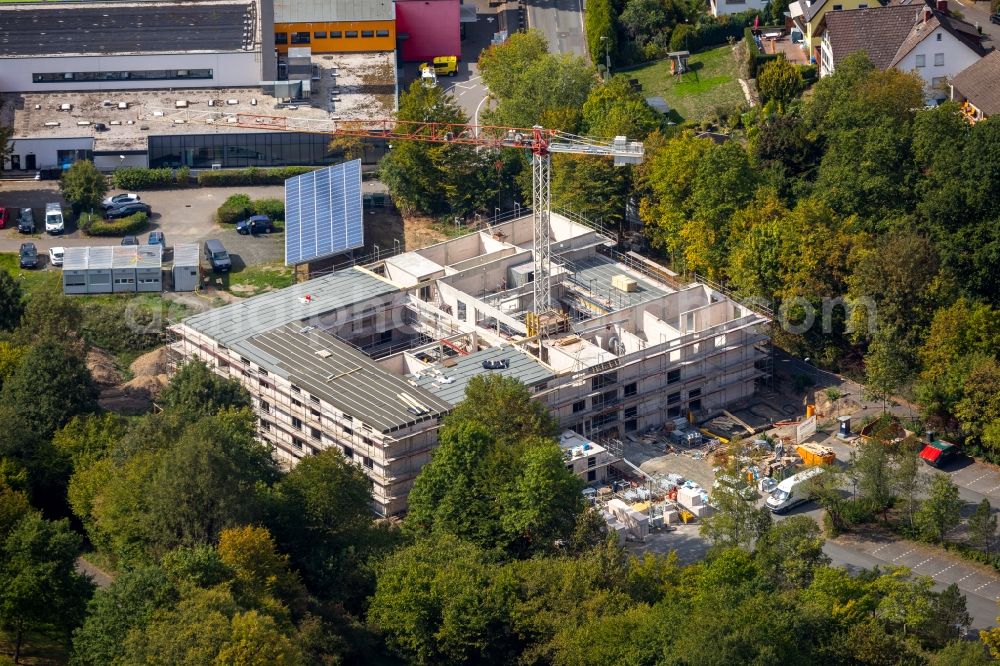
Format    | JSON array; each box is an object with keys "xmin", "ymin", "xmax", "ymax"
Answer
[
  {"xmin": 159, "ymin": 360, "xmax": 251, "ymax": 419},
  {"xmin": 0, "ymin": 271, "xmax": 24, "ymax": 333},
  {"xmin": 59, "ymin": 160, "xmax": 108, "ymax": 214},
  {"xmin": 757, "ymin": 58, "xmax": 804, "ymax": 108},
  {"xmin": 915, "ymin": 474, "xmax": 963, "ymax": 542}
]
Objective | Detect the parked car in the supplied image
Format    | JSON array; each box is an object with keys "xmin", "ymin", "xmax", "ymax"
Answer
[
  {"xmin": 101, "ymin": 193, "xmax": 141, "ymax": 209},
  {"xmin": 48, "ymin": 246, "xmax": 64, "ymax": 267},
  {"xmin": 147, "ymin": 230, "xmax": 166, "ymax": 247},
  {"xmin": 121, "ymin": 235, "xmax": 139, "ymax": 246},
  {"xmin": 236, "ymin": 215, "xmax": 275, "ymax": 235},
  {"xmin": 19, "ymin": 243, "xmax": 38, "ymax": 269},
  {"xmin": 204, "ymin": 239, "xmax": 232, "ymax": 272},
  {"xmin": 45, "ymin": 202, "xmax": 64, "ymax": 235},
  {"xmin": 16, "ymin": 208, "xmax": 33, "ymax": 233},
  {"xmin": 105, "ymin": 202, "xmax": 151, "ymax": 219},
  {"xmin": 0, "ymin": 207, "xmax": 8, "ymax": 229},
  {"xmin": 991, "ymin": 11, "xmax": 1000, "ymax": 24}
]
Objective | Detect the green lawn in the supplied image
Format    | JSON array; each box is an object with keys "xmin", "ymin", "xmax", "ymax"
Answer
[
  {"xmin": 628, "ymin": 44, "xmax": 746, "ymax": 124},
  {"xmin": 0, "ymin": 254, "xmax": 60, "ymax": 295}
]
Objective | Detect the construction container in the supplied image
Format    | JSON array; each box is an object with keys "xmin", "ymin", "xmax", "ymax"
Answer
[
  {"xmin": 135, "ymin": 246, "xmax": 162, "ymax": 292},
  {"xmin": 796, "ymin": 442, "xmax": 836, "ymax": 466},
  {"xmin": 86, "ymin": 246, "xmax": 114, "ymax": 293},
  {"xmin": 62, "ymin": 247, "xmax": 89, "ymax": 295},
  {"xmin": 611, "ymin": 273, "xmax": 638, "ymax": 292},
  {"xmin": 111, "ymin": 246, "xmax": 137, "ymax": 292},
  {"xmin": 172, "ymin": 243, "xmax": 200, "ymax": 292}
]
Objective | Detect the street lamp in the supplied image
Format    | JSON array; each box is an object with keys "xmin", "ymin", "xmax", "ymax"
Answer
[{"xmin": 600, "ymin": 36, "xmax": 611, "ymax": 80}]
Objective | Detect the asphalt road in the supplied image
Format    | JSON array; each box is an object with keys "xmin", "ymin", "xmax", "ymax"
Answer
[
  {"xmin": 525, "ymin": 0, "xmax": 588, "ymax": 57},
  {"xmin": 952, "ymin": 0, "xmax": 1000, "ymax": 43}
]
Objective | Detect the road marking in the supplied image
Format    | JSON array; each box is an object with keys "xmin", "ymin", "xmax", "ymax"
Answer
[
  {"xmin": 915, "ymin": 557, "xmax": 934, "ymax": 568},
  {"xmin": 974, "ymin": 581, "xmax": 997, "ymax": 592},
  {"xmin": 474, "ymin": 91, "xmax": 490, "ymax": 131},
  {"xmin": 893, "ymin": 548, "xmax": 915, "ymax": 561},
  {"xmin": 873, "ymin": 544, "xmax": 889, "ymax": 555},
  {"xmin": 934, "ymin": 564, "xmax": 955, "ymax": 577}
]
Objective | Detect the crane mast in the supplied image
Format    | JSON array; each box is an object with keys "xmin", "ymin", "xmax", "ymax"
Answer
[{"xmin": 148, "ymin": 109, "xmax": 643, "ymax": 319}]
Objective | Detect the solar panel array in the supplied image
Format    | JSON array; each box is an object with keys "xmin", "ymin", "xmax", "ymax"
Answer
[{"xmin": 285, "ymin": 159, "xmax": 364, "ymax": 266}]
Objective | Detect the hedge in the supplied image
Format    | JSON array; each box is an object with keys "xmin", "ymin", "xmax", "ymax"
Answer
[
  {"xmin": 744, "ymin": 27, "xmax": 781, "ymax": 78},
  {"xmin": 216, "ymin": 195, "xmax": 286, "ymax": 224},
  {"xmin": 113, "ymin": 167, "xmax": 189, "ymax": 190},
  {"xmin": 798, "ymin": 63, "xmax": 819, "ymax": 85},
  {"xmin": 196, "ymin": 166, "xmax": 317, "ymax": 187},
  {"xmin": 81, "ymin": 211, "xmax": 150, "ymax": 237},
  {"xmin": 217, "ymin": 194, "xmax": 254, "ymax": 225}
]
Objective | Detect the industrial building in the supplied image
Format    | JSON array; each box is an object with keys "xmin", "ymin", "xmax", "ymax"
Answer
[
  {"xmin": 169, "ymin": 212, "xmax": 771, "ymax": 516},
  {"xmin": 63, "ymin": 245, "xmax": 163, "ymax": 294}
]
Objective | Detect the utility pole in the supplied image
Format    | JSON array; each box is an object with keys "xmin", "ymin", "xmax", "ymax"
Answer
[{"xmin": 600, "ymin": 36, "xmax": 611, "ymax": 80}]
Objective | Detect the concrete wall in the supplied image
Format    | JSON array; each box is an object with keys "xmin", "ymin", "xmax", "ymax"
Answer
[
  {"xmin": 0, "ymin": 52, "xmax": 261, "ymax": 92},
  {"xmin": 7, "ymin": 137, "xmax": 93, "ymax": 171}
]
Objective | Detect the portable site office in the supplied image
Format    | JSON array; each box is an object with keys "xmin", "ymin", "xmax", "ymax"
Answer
[
  {"xmin": 61, "ymin": 245, "xmax": 161, "ymax": 294},
  {"xmin": 172, "ymin": 244, "xmax": 200, "ymax": 292}
]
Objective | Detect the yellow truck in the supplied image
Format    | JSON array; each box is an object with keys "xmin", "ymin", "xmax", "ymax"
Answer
[{"xmin": 420, "ymin": 55, "xmax": 458, "ymax": 77}]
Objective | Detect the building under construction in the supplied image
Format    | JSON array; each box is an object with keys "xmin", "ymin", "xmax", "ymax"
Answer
[{"xmin": 169, "ymin": 211, "xmax": 771, "ymax": 516}]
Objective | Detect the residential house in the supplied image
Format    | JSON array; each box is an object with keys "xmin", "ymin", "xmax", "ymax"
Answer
[
  {"xmin": 951, "ymin": 50, "xmax": 1000, "ymax": 122},
  {"xmin": 788, "ymin": 0, "xmax": 874, "ymax": 64},
  {"xmin": 822, "ymin": 1, "xmax": 990, "ymax": 101}
]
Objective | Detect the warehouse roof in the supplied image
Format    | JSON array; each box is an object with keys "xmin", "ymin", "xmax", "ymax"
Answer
[
  {"xmin": 180, "ymin": 266, "xmax": 398, "ymax": 346},
  {"xmin": 274, "ymin": 0, "xmax": 393, "ymax": 24},
  {"xmin": 408, "ymin": 346, "xmax": 554, "ymax": 405},
  {"xmin": 244, "ymin": 323, "xmax": 451, "ymax": 433},
  {"xmin": 0, "ymin": 1, "xmax": 255, "ymax": 57}
]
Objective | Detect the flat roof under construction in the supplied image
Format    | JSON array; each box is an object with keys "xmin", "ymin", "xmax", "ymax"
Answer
[
  {"xmin": 181, "ymin": 266, "xmax": 398, "ymax": 347},
  {"xmin": 244, "ymin": 323, "xmax": 451, "ymax": 433},
  {"xmin": 408, "ymin": 346, "xmax": 554, "ymax": 405}
]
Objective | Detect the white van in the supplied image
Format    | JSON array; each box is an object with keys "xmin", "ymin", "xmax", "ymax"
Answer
[
  {"xmin": 766, "ymin": 466, "xmax": 824, "ymax": 514},
  {"xmin": 45, "ymin": 202, "xmax": 64, "ymax": 235}
]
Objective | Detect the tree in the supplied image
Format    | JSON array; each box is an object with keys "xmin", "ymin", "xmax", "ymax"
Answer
[
  {"xmin": 70, "ymin": 565, "xmax": 175, "ymax": 666},
  {"xmin": 15, "ymin": 291, "xmax": 84, "ymax": 347},
  {"xmin": 0, "ymin": 340, "xmax": 97, "ymax": 439},
  {"xmin": 551, "ymin": 154, "xmax": 629, "ymax": 226},
  {"xmin": 915, "ymin": 473, "xmax": 963, "ymax": 542},
  {"xmin": 368, "ymin": 534, "xmax": 514, "ymax": 665},
  {"xmin": 893, "ymin": 443, "xmax": 923, "ymax": 530},
  {"xmin": 968, "ymin": 499, "xmax": 998, "ymax": 556},
  {"xmin": 0, "ymin": 514, "xmax": 94, "ymax": 663},
  {"xmin": 923, "ymin": 583, "xmax": 971, "ymax": 649},
  {"xmin": 379, "ymin": 80, "xmax": 496, "ymax": 217},
  {"xmin": 443, "ymin": 374, "xmax": 558, "ymax": 448},
  {"xmin": 931, "ymin": 640, "xmax": 994, "ymax": 666},
  {"xmin": 954, "ymin": 357, "xmax": 1000, "ymax": 453},
  {"xmin": 864, "ymin": 327, "xmax": 911, "ymax": 412},
  {"xmin": 59, "ymin": 160, "xmax": 108, "ymax": 214},
  {"xmin": 852, "ymin": 438, "xmax": 894, "ymax": 521},
  {"xmin": 478, "ymin": 30, "xmax": 550, "ymax": 100},
  {"xmin": 757, "ymin": 58, "xmax": 804, "ymax": 108},
  {"xmin": 0, "ymin": 271, "xmax": 24, "ymax": 334},
  {"xmin": 145, "ymin": 410, "xmax": 278, "ymax": 555},
  {"xmin": 755, "ymin": 515, "xmax": 830, "ymax": 589},
  {"xmin": 266, "ymin": 448, "xmax": 382, "ymax": 608},
  {"xmin": 217, "ymin": 526, "xmax": 305, "ymax": 610},
  {"xmin": 582, "ymin": 75, "xmax": 660, "ymax": 140},
  {"xmin": 159, "ymin": 360, "xmax": 251, "ymax": 419}
]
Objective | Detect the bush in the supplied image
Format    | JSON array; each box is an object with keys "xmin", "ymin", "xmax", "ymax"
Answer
[
  {"xmin": 216, "ymin": 194, "xmax": 254, "ymax": 224},
  {"xmin": 196, "ymin": 166, "xmax": 316, "ymax": 187},
  {"xmin": 798, "ymin": 64, "xmax": 818, "ymax": 85},
  {"xmin": 252, "ymin": 198, "xmax": 285, "ymax": 221},
  {"xmin": 81, "ymin": 301, "xmax": 162, "ymax": 355},
  {"xmin": 82, "ymin": 212, "xmax": 150, "ymax": 237},
  {"xmin": 840, "ymin": 498, "xmax": 878, "ymax": 527},
  {"xmin": 113, "ymin": 167, "xmax": 189, "ymax": 190}
]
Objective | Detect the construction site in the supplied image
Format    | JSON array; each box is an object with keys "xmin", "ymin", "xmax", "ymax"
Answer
[{"xmin": 169, "ymin": 208, "xmax": 773, "ymax": 516}]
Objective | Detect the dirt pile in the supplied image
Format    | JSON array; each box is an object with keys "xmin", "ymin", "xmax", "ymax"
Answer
[{"xmin": 96, "ymin": 347, "xmax": 170, "ymax": 415}]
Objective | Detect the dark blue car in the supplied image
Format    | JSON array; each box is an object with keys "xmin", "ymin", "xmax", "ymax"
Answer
[{"xmin": 236, "ymin": 215, "xmax": 274, "ymax": 235}]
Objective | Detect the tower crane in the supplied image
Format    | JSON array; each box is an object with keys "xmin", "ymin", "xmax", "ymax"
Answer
[{"xmin": 150, "ymin": 109, "xmax": 644, "ymax": 317}]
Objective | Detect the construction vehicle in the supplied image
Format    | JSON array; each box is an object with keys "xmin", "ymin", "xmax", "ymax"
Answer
[
  {"xmin": 149, "ymin": 109, "xmax": 644, "ymax": 326},
  {"xmin": 419, "ymin": 55, "xmax": 458, "ymax": 77}
]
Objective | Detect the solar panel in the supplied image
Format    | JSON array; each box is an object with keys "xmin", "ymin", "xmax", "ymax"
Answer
[{"xmin": 284, "ymin": 159, "xmax": 364, "ymax": 266}]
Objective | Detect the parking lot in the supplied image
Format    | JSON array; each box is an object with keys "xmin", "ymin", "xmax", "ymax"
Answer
[{"xmin": 0, "ymin": 179, "xmax": 404, "ymax": 275}]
